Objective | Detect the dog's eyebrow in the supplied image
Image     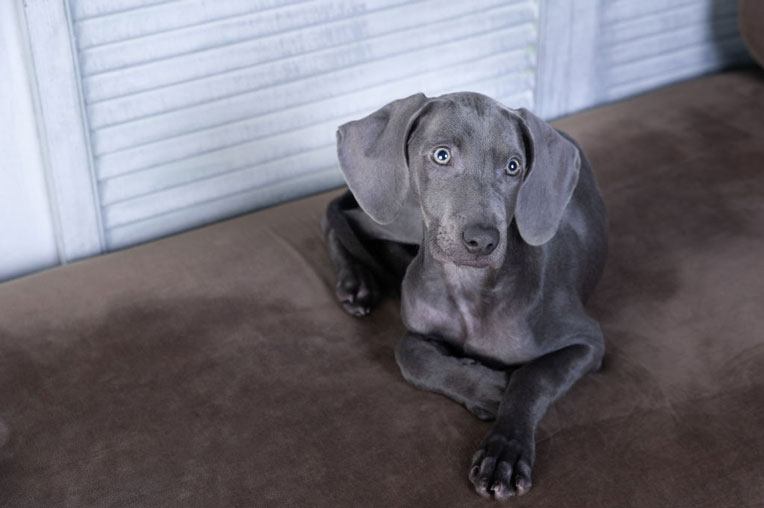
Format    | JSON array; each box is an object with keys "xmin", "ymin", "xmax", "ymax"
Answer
[
  {"xmin": 422, "ymin": 137, "xmax": 462, "ymax": 150},
  {"xmin": 489, "ymin": 146, "xmax": 507, "ymax": 161}
]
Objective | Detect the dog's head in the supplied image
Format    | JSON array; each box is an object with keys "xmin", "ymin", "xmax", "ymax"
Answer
[{"xmin": 337, "ymin": 92, "xmax": 580, "ymax": 268}]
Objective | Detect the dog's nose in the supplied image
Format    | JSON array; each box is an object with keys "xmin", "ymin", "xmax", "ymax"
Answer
[{"xmin": 462, "ymin": 224, "xmax": 499, "ymax": 255}]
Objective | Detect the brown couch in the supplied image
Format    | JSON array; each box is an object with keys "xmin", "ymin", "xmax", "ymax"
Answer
[{"xmin": 2, "ymin": 45, "xmax": 764, "ymax": 508}]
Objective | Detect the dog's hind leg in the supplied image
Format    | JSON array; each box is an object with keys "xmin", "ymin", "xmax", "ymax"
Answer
[
  {"xmin": 323, "ymin": 190, "xmax": 418, "ymax": 317},
  {"xmin": 395, "ymin": 333, "xmax": 509, "ymax": 421},
  {"xmin": 322, "ymin": 191, "xmax": 397, "ymax": 317},
  {"xmin": 323, "ymin": 198, "xmax": 381, "ymax": 317}
]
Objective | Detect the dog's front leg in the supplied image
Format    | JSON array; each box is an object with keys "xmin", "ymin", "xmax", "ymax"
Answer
[
  {"xmin": 395, "ymin": 333, "xmax": 509, "ymax": 420},
  {"xmin": 468, "ymin": 332, "xmax": 604, "ymax": 500}
]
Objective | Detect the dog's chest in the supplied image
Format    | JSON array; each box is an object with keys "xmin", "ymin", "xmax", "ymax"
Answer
[{"xmin": 401, "ymin": 263, "xmax": 538, "ymax": 365}]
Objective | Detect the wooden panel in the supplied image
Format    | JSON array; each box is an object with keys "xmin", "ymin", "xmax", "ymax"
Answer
[
  {"xmin": 534, "ymin": 0, "xmax": 601, "ymax": 118},
  {"xmin": 536, "ymin": 0, "xmax": 752, "ymax": 118},
  {"xmin": 601, "ymin": 0, "xmax": 750, "ymax": 102},
  {"xmin": 0, "ymin": 0, "xmax": 60, "ymax": 280},
  {"xmin": 23, "ymin": 0, "xmax": 104, "ymax": 261},
  {"xmin": 65, "ymin": 0, "xmax": 539, "ymax": 249}
]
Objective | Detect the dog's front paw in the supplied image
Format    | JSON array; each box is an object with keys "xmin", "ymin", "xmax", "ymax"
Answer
[
  {"xmin": 469, "ymin": 429, "xmax": 534, "ymax": 501},
  {"xmin": 335, "ymin": 264, "xmax": 380, "ymax": 317}
]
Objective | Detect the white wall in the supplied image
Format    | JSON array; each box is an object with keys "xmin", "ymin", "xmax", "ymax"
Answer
[{"xmin": 0, "ymin": 1, "xmax": 59, "ymax": 281}]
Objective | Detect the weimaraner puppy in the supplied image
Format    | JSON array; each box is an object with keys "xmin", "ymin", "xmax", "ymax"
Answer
[{"xmin": 322, "ymin": 92, "xmax": 607, "ymax": 501}]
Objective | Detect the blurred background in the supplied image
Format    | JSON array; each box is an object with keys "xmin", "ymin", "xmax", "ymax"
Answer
[{"xmin": 0, "ymin": 0, "xmax": 751, "ymax": 282}]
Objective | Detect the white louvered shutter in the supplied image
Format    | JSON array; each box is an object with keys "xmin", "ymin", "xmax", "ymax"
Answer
[
  {"xmin": 21, "ymin": 0, "xmax": 750, "ymax": 261},
  {"xmin": 67, "ymin": 0, "xmax": 538, "ymax": 249}
]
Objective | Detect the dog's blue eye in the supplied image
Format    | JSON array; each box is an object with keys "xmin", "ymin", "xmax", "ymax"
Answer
[
  {"xmin": 432, "ymin": 147, "xmax": 451, "ymax": 165},
  {"xmin": 506, "ymin": 157, "xmax": 521, "ymax": 176}
]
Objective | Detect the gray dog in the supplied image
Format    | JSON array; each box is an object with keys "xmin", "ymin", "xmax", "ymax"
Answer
[{"xmin": 322, "ymin": 92, "xmax": 607, "ymax": 501}]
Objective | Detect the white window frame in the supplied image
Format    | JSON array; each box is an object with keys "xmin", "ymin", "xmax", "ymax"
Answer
[{"xmin": 22, "ymin": 0, "xmax": 104, "ymax": 262}]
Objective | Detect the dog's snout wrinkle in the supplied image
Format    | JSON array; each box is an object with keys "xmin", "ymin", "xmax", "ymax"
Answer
[{"xmin": 462, "ymin": 224, "xmax": 500, "ymax": 256}]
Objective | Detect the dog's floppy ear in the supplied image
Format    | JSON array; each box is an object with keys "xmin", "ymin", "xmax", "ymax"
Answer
[
  {"xmin": 336, "ymin": 93, "xmax": 427, "ymax": 225},
  {"xmin": 514, "ymin": 108, "xmax": 581, "ymax": 246}
]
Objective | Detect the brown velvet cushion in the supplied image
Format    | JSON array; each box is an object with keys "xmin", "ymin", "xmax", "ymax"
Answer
[
  {"xmin": 740, "ymin": 0, "xmax": 764, "ymax": 67},
  {"xmin": 1, "ymin": 69, "xmax": 764, "ymax": 506}
]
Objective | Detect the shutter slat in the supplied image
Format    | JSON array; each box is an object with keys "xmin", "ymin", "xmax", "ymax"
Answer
[{"xmin": 71, "ymin": 0, "xmax": 178, "ymax": 21}]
